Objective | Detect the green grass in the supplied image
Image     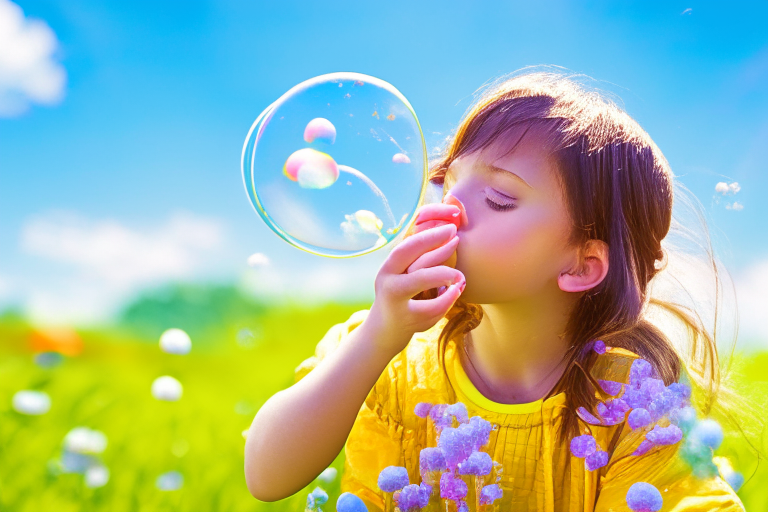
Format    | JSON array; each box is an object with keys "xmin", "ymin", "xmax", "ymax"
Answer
[
  {"xmin": 0, "ymin": 302, "xmax": 368, "ymax": 512},
  {"xmin": 1, "ymin": 301, "xmax": 767, "ymax": 511}
]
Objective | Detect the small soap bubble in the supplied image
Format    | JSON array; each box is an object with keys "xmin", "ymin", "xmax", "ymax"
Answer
[
  {"xmin": 304, "ymin": 118, "xmax": 337, "ymax": 144},
  {"xmin": 156, "ymin": 471, "xmax": 184, "ymax": 491},
  {"xmin": 690, "ymin": 418, "xmax": 723, "ymax": 450},
  {"xmin": 243, "ymin": 72, "xmax": 427, "ymax": 257}
]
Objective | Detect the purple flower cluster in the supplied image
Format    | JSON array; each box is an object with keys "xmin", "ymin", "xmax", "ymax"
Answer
[
  {"xmin": 410, "ymin": 401, "xmax": 503, "ymax": 511},
  {"xmin": 576, "ymin": 342, "xmax": 734, "ymax": 512}
]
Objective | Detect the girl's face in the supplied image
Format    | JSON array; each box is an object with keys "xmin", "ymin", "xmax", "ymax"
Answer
[{"xmin": 443, "ymin": 133, "xmax": 577, "ymax": 304}]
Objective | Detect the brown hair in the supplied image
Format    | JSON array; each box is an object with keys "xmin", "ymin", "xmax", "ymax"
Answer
[{"xmin": 415, "ymin": 67, "xmax": 765, "ymax": 475}]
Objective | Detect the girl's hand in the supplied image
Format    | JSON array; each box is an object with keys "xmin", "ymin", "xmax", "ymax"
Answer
[{"xmin": 366, "ymin": 203, "xmax": 466, "ymax": 356}]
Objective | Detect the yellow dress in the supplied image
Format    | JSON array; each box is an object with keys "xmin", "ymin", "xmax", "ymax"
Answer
[{"xmin": 294, "ymin": 309, "xmax": 745, "ymax": 512}]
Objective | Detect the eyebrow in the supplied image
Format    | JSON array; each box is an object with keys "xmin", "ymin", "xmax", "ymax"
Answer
[{"xmin": 478, "ymin": 162, "xmax": 534, "ymax": 189}]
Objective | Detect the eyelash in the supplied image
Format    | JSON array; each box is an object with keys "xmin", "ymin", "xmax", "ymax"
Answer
[{"xmin": 484, "ymin": 187, "xmax": 517, "ymax": 211}]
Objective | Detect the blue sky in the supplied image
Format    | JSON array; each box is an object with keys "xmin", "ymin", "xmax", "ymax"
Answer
[{"xmin": 1, "ymin": 0, "xmax": 766, "ymax": 345}]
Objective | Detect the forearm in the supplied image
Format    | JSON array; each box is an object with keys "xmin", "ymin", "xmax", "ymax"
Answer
[{"xmin": 244, "ymin": 317, "xmax": 407, "ymax": 501}]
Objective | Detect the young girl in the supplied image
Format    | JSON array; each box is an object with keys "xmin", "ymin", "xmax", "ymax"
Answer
[{"xmin": 245, "ymin": 70, "xmax": 756, "ymax": 511}]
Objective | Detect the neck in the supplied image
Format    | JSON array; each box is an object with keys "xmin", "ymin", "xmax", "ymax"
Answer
[{"xmin": 460, "ymin": 289, "xmax": 576, "ymax": 404}]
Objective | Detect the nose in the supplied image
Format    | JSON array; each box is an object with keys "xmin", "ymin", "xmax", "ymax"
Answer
[{"xmin": 442, "ymin": 190, "xmax": 469, "ymax": 229}]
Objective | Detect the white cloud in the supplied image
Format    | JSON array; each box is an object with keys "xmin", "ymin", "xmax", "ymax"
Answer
[
  {"xmin": 18, "ymin": 209, "xmax": 229, "ymax": 326},
  {"xmin": 725, "ymin": 201, "xmax": 744, "ymax": 211},
  {"xmin": 714, "ymin": 181, "xmax": 741, "ymax": 195},
  {"xmin": 0, "ymin": 0, "xmax": 66, "ymax": 116}
]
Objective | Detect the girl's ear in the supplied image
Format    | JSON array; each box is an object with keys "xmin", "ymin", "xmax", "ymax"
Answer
[{"xmin": 558, "ymin": 239, "xmax": 609, "ymax": 293}]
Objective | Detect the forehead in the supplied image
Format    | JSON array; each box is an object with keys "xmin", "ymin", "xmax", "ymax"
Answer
[{"xmin": 450, "ymin": 130, "xmax": 561, "ymax": 190}]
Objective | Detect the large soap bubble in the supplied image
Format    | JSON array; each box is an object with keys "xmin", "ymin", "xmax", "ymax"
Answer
[{"xmin": 242, "ymin": 72, "xmax": 428, "ymax": 257}]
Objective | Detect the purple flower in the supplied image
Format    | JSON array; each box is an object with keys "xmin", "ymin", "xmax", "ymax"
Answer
[
  {"xmin": 457, "ymin": 500, "xmax": 469, "ymax": 512},
  {"xmin": 418, "ymin": 482, "xmax": 431, "ymax": 508},
  {"xmin": 629, "ymin": 359, "xmax": 654, "ymax": 387},
  {"xmin": 570, "ymin": 434, "xmax": 597, "ymax": 458},
  {"xmin": 414, "ymin": 402, "xmax": 433, "ymax": 418},
  {"xmin": 377, "ymin": 466, "xmax": 409, "ymax": 493},
  {"xmin": 597, "ymin": 398, "xmax": 629, "ymax": 425},
  {"xmin": 598, "ymin": 379, "xmax": 623, "ymax": 396},
  {"xmin": 336, "ymin": 492, "xmax": 368, "ymax": 512},
  {"xmin": 457, "ymin": 451, "xmax": 493, "ymax": 476},
  {"xmin": 446, "ymin": 402, "xmax": 469, "ymax": 424},
  {"xmin": 439, "ymin": 472, "xmax": 468, "ymax": 501},
  {"xmin": 594, "ymin": 340, "xmax": 606, "ymax": 354},
  {"xmin": 438, "ymin": 425, "xmax": 474, "ymax": 469},
  {"xmin": 396, "ymin": 484, "xmax": 425, "ymax": 511},
  {"xmin": 585, "ymin": 450, "xmax": 609, "ymax": 471},
  {"xmin": 667, "ymin": 382, "xmax": 691, "ymax": 402},
  {"xmin": 628, "ymin": 408, "xmax": 652, "ymax": 430},
  {"xmin": 576, "ymin": 407, "xmax": 602, "ymax": 425},
  {"xmin": 479, "ymin": 484, "xmax": 503, "ymax": 505},
  {"xmin": 429, "ymin": 404, "xmax": 452, "ymax": 430},
  {"xmin": 645, "ymin": 424, "xmax": 683, "ymax": 446},
  {"xmin": 467, "ymin": 416, "xmax": 493, "ymax": 451},
  {"xmin": 419, "ymin": 448, "xmax": 447, "ymax": 473},
  {"xmin": 632, "ymin": 439, "xmax": 656, "ymax": 456},
  {"xmin": 626, "ymin": 482, "xmax": 663, "ymax": 512}
]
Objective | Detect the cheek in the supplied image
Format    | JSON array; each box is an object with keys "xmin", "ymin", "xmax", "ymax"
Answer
[{"xmin": 458, "ymin": 207, "xmax": 570, "ymax": 287}]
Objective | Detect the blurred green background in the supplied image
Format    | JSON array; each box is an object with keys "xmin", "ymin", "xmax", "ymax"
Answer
[{"xmin": 2, "ymin": 282, "xmax": 767, "ymax": 511}]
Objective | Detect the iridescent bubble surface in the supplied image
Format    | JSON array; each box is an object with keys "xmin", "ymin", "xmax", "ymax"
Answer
[{"xmin": 242, "ymin": 72, "xmax": 428, "ymax": 257}]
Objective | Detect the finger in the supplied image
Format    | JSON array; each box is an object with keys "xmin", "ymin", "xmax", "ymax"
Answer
[
  {"xmin": 408, "ymin": 280, "xmax": 465, "ymax": 318},
  {"xmin": 406, "ymin": 235, "xmax": 459, "ymax": 274},
  {"xmin": 389, "ymin": 265, "xmax": 464, "ymax": 299},
  {"xmin": 383, "ymin": 223, "xmax": 457, "ymax": 276}
]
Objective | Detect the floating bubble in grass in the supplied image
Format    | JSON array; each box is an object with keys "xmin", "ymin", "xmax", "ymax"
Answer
[
  {"xmin": 378, "ymin": 466, "xmax": 409, "ymax": 493},
  {"xmin": 626, "ymin": 482, "xmax": 662, "ymax": 511},
  {"xmin": 336, "ymin": 492, "xmax": 368, "ymax": 512},
  {"xmin": 159, "ymin": 328, "xmax": 191, "ymax": 354},
  {"xmin": 85, "ymin": 465, "xmax": 110, "ymax": 488},
  {"xmin": 151, "ymin": 376, "xmax": 183, "ymax": 401},
  {"xmin": 318, "ymin": 467, "xmax": 338, "ymax": 485},
  {"xmin": 12, "ymin": 390, "xmax": 51, "ymax": 415},
  {"xmin": 242, "ymin": 72, "xmax": 427, "ymax": 257},
  {"xmin": 156, "ymin": 471, "xmax": 184, "ymax": 491},
  {"xmin": 34, "ymin": 351, "xmax": 64, "ymax": 368},
  {"xmin": 60, "ymin": 450, "xmax": 97, "ymax": 474},
  {"xmin": 64, "ymin": 427, "xmax": 107, "ymax": 454}
]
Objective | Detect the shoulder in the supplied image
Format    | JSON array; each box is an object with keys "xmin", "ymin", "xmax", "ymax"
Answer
[{"xmin": 294, "ymin": 309, "xmax": 371, "ymax": 383}]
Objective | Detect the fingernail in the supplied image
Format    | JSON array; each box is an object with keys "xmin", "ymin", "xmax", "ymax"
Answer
[
  {"xmin": 452, "ymin": 211, "xmax": 460, "ymax": 217},
  {"xmin": 459, "ymin": 281, "xmax": 466, "ymax": 293}
]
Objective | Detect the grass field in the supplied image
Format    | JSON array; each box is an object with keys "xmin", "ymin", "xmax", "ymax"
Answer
[{"xmin": 1, "ymin": 296, "xmax": 767, "ymax": 511}]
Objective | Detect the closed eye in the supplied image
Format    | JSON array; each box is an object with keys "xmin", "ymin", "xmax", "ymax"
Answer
[{"xmin": 484, "ymin": 186, "xmax": 516, "ymax": 211}]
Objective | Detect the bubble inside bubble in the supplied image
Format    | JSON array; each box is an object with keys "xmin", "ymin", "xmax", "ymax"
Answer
[{"xmin": 303, "ymin": 117, "xmax": 337, "ymax": 144}]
